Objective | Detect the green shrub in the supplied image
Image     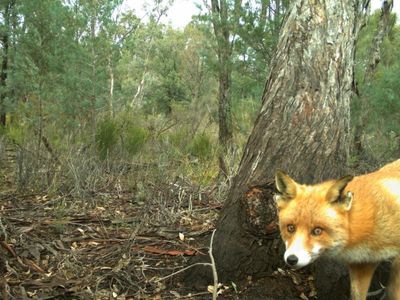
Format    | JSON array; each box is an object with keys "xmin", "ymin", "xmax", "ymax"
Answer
[
  {"xmin": 187, "ymin": 133, "xmax": 213, "ymax": 160},
  {"xmin": 6, "ymin": 125, "xmax": 26, "ymax": 145},
  {"xmin": 168, "ymin": 127, "xmax": 190, "ymax": 149},
  {"xmin": 124, "ymin": 124, "xmax": 149, "ymax": 155},
  {"xmin": 95, "ymin": 119, "xmax": 119, "ymax": 159}
]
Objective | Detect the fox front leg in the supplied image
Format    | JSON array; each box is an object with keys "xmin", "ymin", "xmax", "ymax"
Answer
[
  {"xmin": 348, "ymin": 263, "xmax": 378, "ymax": 300},
  {"xmin": 387, "ymin": 256, "xmax": 400, "ymax": 300}
]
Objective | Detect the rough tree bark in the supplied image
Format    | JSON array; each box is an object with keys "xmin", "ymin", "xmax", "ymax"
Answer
[{"xmin": 187, "ymin": 0, "xmax": 370, "ymax": 298}]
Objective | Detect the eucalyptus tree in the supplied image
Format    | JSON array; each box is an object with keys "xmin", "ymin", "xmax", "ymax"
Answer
[
  {"xmin": 206, "ymin": 0, "xmax": 288, "ymax": 175},
  {"xmin": 188, "ymin": 0, "xmax": 372, "ymax": 298},
  {"xmin": 0, "ymin": 0, "xmax": 15, "ymax": 126},
  {"xmin": 352, "ymin": 1, "xmax": 396, "ymax": 162}
]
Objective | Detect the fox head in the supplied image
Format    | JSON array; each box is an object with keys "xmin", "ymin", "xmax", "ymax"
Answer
[{"xmin": 274, "ymin": 171, "xmax": 354, "ymax": 269}]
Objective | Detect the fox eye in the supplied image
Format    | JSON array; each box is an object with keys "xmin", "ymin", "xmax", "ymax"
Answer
[
  {"xmin": 287, "ymin": 224, "xmax": 296, "ymax": 233},
  {"xmin": 311, "ymin": 227, "xmax": 323, "ymax": 236}
]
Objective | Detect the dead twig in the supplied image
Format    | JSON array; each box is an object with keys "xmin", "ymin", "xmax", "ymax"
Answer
[
  {"xmin": 155, "ymin": 229, "xmax": 219, "ymax": 300},
  {"xmin": 0, "ymin": 217, "xmax": 7, "ymax": 241},
  {"xmin": 0, "ymin": 241, "xmax": 16, "ymax": 258},
  {"xmin": 154, "ymin": 262, "xmax": 211, "ymax": 282},
  {"xmin": 0, "ymin": 276, "xmax": 8, "ymax": 300},
  {"xmin": 208, "ymin": 229, "xmax": 218, "ymax": 300}
]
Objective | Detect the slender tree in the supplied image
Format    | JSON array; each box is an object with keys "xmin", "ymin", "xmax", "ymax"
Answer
[
  {"xmin": 0, "ymin": 0, "xmax": 15, "ymax": 126},
  {"xmin": 353, "ymin": 0, "xmax": 394, "ymax": 160},
  {"xmin": 209, "ymin": 1, "xmax": 291, "ymax": 177},
  {"xmin": 209, "ymin": 0, "xmax": 237, "ymax": 176}
]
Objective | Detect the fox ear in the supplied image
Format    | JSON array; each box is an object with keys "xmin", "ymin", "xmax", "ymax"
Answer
[
  {"xmin": 327, "ymin": 175, "xmax": 354, "ymax": 210},
  {"xmin": 275, "ymin": 170, "xmax": 297, "ymax": 200}
]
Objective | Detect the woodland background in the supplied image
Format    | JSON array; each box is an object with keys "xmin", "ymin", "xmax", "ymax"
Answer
[{"xmin": 0, "ymin": 0, "xmax": 399, "ymax": 299}]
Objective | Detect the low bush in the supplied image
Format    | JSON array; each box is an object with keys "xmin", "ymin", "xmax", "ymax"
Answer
[
  {"xmin": 95, "ymin": 119, "xmax": 119, "ymax": 160},
  {"xmin": 124, "ymin": 124, "xmax": 149, "ymax": 155},
  {"xmin": 187, "ymin": 133, "xmax": 213, "ymax": 161}
]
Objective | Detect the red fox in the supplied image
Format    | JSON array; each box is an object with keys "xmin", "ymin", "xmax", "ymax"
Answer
[{"xmin": 274, "ymin": 159, "xmax": 400, "ymax": 300}]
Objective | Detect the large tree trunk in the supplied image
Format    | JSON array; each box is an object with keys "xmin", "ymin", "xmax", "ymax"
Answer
[{"xmin": 187, "ymin": 0, "xmax": 369, "ymax": 297}]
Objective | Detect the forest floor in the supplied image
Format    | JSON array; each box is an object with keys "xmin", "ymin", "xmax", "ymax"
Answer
[{"xmin": 0, "ymin": 151, "xmax": 312, "ymax": 299}]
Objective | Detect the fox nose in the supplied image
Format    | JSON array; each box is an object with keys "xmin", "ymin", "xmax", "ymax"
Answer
[{"xmin": 286, "ymin": 254, "xmax": 298, "ymax": 266}]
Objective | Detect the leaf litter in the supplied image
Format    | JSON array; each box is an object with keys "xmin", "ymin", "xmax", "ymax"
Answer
[
  {"xmin": 0, "ymin": 179, "xmax": 220, "ymax": 299},
  {"xmin": 0, "ymin": 173, "xmax": 315, "ymax": 299}
]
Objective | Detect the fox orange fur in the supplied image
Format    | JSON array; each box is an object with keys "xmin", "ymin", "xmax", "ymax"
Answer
[{"xmin": 274, "ymin": 159, "xmax": 400, "ymax": 300}]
